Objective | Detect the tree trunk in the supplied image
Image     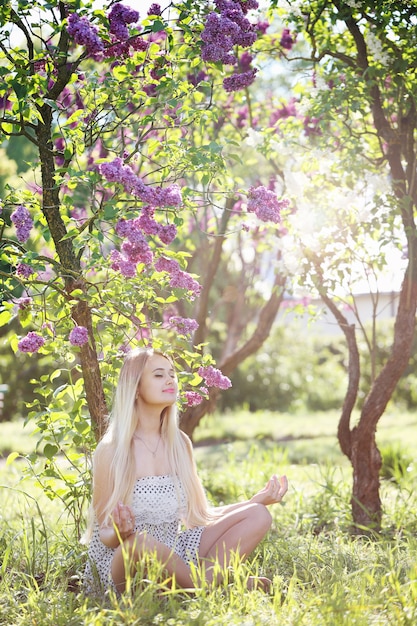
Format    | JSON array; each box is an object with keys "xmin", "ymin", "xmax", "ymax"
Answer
[
  {"xmin": 312, "ymin": 251, "xmax": 417, "ymax": 529},
  {"xmin": 350, "ymin": 422, "xmax": 382, "ymax": 530},
  {"xmin": 180, "ymin": 272, "xmax": 285, "ymax": 438},
  {"xmin": 36, "ymin": 103, "xmax": 107, "ymax": 441},
  {"xmin": 349, "ymin": 268, "xmax": 417, "ymax": 529}
]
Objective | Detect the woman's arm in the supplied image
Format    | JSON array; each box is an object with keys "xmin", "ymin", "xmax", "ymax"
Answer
[
  {"xmin": 213, "ymin": 474, "xmax": 288, "ymax": 516},
  {"xmin": 98, "ymin": 502, "xmax": 136, "ymax": 548},
  {"xmin": 93, "ymin": 442, "xmax": 135, "ymax": 548}
]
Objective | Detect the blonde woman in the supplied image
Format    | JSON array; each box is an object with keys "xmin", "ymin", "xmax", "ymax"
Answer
[{"xmin": 83, "ymin": 348, "xmax": 288, "ymax": 595}]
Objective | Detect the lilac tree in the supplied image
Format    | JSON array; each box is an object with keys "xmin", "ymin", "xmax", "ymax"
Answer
[
  {"xmin": 265, "ymin": 0, "xmax": 417, "ymax": 530},
  {"xmin": 0, "ymin": 0, "xmax": 291, "ymax": 517}
]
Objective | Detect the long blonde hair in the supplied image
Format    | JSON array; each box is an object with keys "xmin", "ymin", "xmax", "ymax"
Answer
[{"xmin": 84, "ymin": 347, "xmax": 212, "ymax": 541}]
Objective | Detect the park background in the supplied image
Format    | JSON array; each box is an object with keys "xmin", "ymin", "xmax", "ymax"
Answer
[{"xmin": 1, "ymin": 0, "xmax": 417, "ymax": 624}]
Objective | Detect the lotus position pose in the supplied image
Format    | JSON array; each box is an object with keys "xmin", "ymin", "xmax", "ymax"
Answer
[{"xmin": 83, "ymin": 347, "xmax": 288, "ymax": 595}]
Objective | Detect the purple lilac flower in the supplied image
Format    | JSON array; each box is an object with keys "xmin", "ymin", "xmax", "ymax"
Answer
[
  {"xmin": 256, "ymin": 20, "xmax": 269, "ymax": 35},
  {"xmin": 66, "ymin": 13, "xmax": 104, "ymax": 56},
  {"xmin": 158, "ymin": 223, "xmax": 177, "ymax": 245},
  {"xmin": 100, "ymin": 159, "xmax": 182, "ymax": 207},
  {"xmin": 131, "ymin": 36, "xmax": 148, "ymax": 52},
  {"xmin": 234, "ymin": 0, "xmax": 259, "ymax": 13},
  {"xmin": 188, "ymin": 70, "xmax": 208, "ymax": 86},
  {"xmin": 148, "ymin": 3, "xmax": 162, "ymax": 15},
  {"xmin": 168, "ymin": 316, "xmax": 199, "ymax": 335},
  {"xmin": 155, "ymin": 257, "xmax": 201, "ymax": 298},
  {"xmin": 169, "ymin": 269, "xmax": 201, "ymax": 297},
  {"xmin": 18, "ymin": 331, "xmax": 45, "ymax": 353},
  {"xmin": 198, "ymin": 365, "xmax": 232, "ymax": 390},
  {"xmin": 11, "ymin": 205, "xmax": 33, "ymax": 243},
  {"xmin": 223, "ymin": 68, "xmax": 257, "ymax": 92},
  {"xmin": 110, "ymin": 215, "xmax": 154, "ymax": 276},
  {"xmin": 247, "ymin": 185, "xmax": 289, "ymax": 223},
  {"xmin": 303, "ymin": 116, "xmax": 322, "ymax": 137},
  {"xmin": 108, "ymin": 4, "xmax": 139, "ymax": 41},
  {"xmin": 270, "ymin": 99, "xmax": 297, "ymax": 124},
  {"xmin": 16, "ymin": 296, "xmax": 33, "ymax": 310},
  {"xmin": 239, "ymin": 51, "xmax": 253, "ymax": 72},
  {"xmin": 16, "ymin": 263, "xmax": 35, "ymax": 278},
  {"xmin": 0, "ymin": 94, "xmax": 12, "ymax": 111},
  {"xmin": 121, "ymin": 240, "xmax": 153, "ymax": 265},
  {"xmin": 280, "ymin": 28, "xmax": 296, "ymax": 50},
  {"xmin": 110, "ymin": 249, "xmax": 137, "ymax": 277},
  {"xmin": 69, "ymin": 326, "xmax": 89, "ymax": 346},
  {"xmin": 201, "ymin": 0, "xmax": 258, "ymax": 66},
  {"xmin": 185, "ymin": 391, "xmax": 203, "ymax": 407}
]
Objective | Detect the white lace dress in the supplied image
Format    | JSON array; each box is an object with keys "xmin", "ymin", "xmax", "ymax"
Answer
[{"xmin": 84, "ymin": 474, "xmax": 206, "ymax": 595}]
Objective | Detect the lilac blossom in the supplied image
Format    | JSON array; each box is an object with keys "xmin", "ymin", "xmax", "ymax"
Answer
[
  {"xmin": 66, "ymin": 13, "xmax": 104, "ymax": 56},
  {"xmin": 99, "ymin": 158, "xmax": 182, "ymax": 207},
  {"xmin": 247, "ymin": 185, "xmax": 289, "ymax": 223},
  {"xmin": 148, "ymin": 3, "xmax": 162, "ymax": 15},
  {"xmin": 69, "ymin": 326, "xmax": 89, "ymax": 346},
  {"xmin": 110, "ymin": 250, "xmax": 137, "ymax": 277},
  {"xmin": 223, "ymin": 68, "xmax": 257, "ymax": 92},
  {"xmin": 185, "ymin": 391, "xmax": 203, "ymax": 407},
  {"xmin": 155, "ymin": 257, "xmax": 201, "ymax": 298},
  {"xmin": 121, "ymin": 241, "xmax": 153, "ymax": 265},
  {"xmin": 256, "ymin": 20, "xmax": 269, "ymax": 35},
  {"xmin": 136, "ymin": 208, "xmax": 177, "ymax": 244},
  {"xmin": 187, "ymin": 70, "xmax": 208, "ymax": 86},
  {"xmin": 15, "ymin": 296, "xmax": 33, "ymax": 310},
  {"xmin": 198, "ymin": 365, "xmax": 232, "ymax": 390},
  {"xmin": 303, "ymin": 116, "xmax": 322, "ymax": 137},
  {"xmin": 11, "ymin": 205, "xmax": 33, "ymax": 243},
  {"xmin": 270, "ymin": 99, "xmax": 297, "ymax": 124},
  {"xmin": 18, "ymin": 331, "xmax": 45, "ymax": 353},
  {"xmin": 0, "ymin": 94, "xmax": 12, "ymax": 111},
  {"xmin": 168, "ymin": 316, "xmax": 199, "ymax": 335},
  {"xmin": 280, "ymin": 28, "xmax": 296, "ymax": 50},
  {"xmin": 158, "ymin": 223, "xmax": 177, "ymax": 245},
  {"xmin": 238, "ymin": 51, "xmax": 253, "ymax": 72},
  {"xmin": 201, "ymin": 0, "xmax": 258, "ymax": 66},
  {"xmin": 108, "ymin": 4, "xmax": 139, "ymax": 41},
  {"xmin": 233, "ymin": 0, "xmax": 259, "ymax": 12},
  {"xmin": 110, "ymin": 218, "xmax": 154, "ymax": 276},
  {"xmin": 16, "ymin": 263, "xmax": 35, "ymax": 278}
]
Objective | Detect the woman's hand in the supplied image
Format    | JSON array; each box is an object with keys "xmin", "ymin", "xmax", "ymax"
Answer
[
  {"xmin": 250, "ymin": 474, "xmax": 288, "ymax": 506},
  {"xmin": 111, "ymin": 502, "xmax": 136, "ymax": 540}
]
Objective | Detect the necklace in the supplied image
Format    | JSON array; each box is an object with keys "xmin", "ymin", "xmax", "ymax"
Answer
[{"xmin": 133, "ymin": 433, "xmax": 161, "ymax": 457}]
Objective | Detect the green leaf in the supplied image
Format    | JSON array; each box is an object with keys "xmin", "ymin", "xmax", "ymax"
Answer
[
  {"xmin": 11, "ymin": 79, "xmax": 27, "ymax": 99},
  {"xmin": 44, "ymin": 443, "xmax": 59, "ymax": 460},
  {"xmin": 151, "ymin": 19, "xmax": 166, "ymax": 32},
  {"xmin": 6, "ymin": 451, "xmax": 20, "ymax": 465},
  {"xmin": 50, "ymin": 369, "xmax": 61, "ymax": 382},
  {"xmin": 0, "ymin": 309, "xmax": 12, "ymax": 327}
]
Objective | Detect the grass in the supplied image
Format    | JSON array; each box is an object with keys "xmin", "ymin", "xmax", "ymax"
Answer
[{"xmin": 0, "ymin": 409, "xmax": 417, "ymax": 625}]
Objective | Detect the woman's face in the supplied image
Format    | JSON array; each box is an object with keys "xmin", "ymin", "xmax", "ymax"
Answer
[{"xmin": 136, "ymin": 353, "xmax": 178, "ymax": 407}]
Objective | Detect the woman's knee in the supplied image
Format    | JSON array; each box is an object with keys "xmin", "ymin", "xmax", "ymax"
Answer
[{"xmin": 251, "ymin": 503, "xmax": 272, "ymax": 534}]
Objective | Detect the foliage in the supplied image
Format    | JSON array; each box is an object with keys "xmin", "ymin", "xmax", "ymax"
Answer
[
  {"xmin": 223, "ymin": 324, "xmax": 347, "ymax": 413},
  {"xmin": 1, "ymin": 0, "xmax": 417, "ymax": 534},
  {"xmin": 1, "ymin": 412, "xmax": 417, "ymax": 625},
  {"xmin": 254, "ymin": 0, "xmax": 417, "ymax": 528},
  {"xmin": 0, "ymin": 0, "xmax": 294, "ymax": 520}
]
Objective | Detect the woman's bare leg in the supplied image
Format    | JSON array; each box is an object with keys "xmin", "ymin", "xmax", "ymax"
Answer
[
  {"xmin": 111, "ymin": 503, "xmax": 272, "ymax": 592},
  {"xmin": 198, "ymin": 502, "xmax": 272, "ymax": 584},
  {"xmin": 111, "ymin": 532, "xmax": 194, "ymax": 593}
]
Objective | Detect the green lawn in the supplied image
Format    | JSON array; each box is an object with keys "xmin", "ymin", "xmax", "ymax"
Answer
[{"xmin": 0, "ymin": 409, "xmax": 416, "ymax": 625}]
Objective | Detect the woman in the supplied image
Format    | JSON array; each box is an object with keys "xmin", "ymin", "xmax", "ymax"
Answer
[{"xmin": 83, "ymin": 347, "xmax": 288, "ymax": 596}]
